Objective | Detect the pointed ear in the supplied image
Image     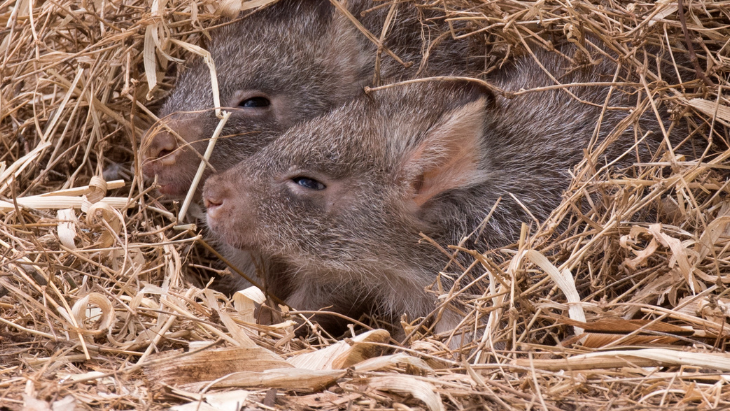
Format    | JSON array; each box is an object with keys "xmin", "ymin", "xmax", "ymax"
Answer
[{"xmin": 404, "ymin": 98, "xmax": 488, "ymax": 207}]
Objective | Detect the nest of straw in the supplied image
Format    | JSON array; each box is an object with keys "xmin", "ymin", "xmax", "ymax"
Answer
[{"xmin": 1, "ymin": 0, "xmax": 730, "ymax": 409}]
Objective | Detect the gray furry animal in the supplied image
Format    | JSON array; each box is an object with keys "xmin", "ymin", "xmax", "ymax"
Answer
[
  {"xmin": 141, "ymin": 0, "xmax": 482, "ymax": 199},
  {"xmin": 203, "ymin": 43, "xmax": 691, "ymax": 337}
]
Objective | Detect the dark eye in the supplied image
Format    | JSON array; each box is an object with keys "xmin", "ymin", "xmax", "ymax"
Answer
[
  {"xmin": 292, "ymin": 177, "xmax": 326, "ymax": 190},
  {"xmin": 239, "ymin": 97, "xmax": 271, "ymax": 108}
]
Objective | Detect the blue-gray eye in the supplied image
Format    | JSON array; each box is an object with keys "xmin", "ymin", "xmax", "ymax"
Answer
[
  {"xmin": 292, "ymin": 177, "xmax": 326, "ymax": 190},
  {"xmin": 239, "ymin": 97, "xmax": 270, "ymax": 108}
]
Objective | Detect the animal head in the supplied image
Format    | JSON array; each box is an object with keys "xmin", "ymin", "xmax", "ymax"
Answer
[
  {"xmin": 204, "ymin": 81, "xmax": 494, "ymax": 279},
  {"xmin": 141, "ymin": 0, "xmax": 371, "ymax": 198}
]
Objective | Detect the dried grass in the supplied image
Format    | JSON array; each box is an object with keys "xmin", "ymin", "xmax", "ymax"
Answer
[{"xmin": 1, "ymin": 0, "xmax": 730, "ymax": 409}]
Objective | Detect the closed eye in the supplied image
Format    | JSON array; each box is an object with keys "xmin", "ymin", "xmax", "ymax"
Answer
[
  {"xmin": 238, "ymin": 96, "xmax": 271, "ymax": 108},
  {"xmin": 291, "ymin": 176, "xmax": 326, "ymax": 190}
]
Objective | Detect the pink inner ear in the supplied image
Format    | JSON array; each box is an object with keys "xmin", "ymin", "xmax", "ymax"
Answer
[
  {"xmin": 408, "ymin": 98, "xmax": 487, "ymax": 207},
  {"xmin": 414, "ymin": 145, "xmax": 480, "ymax": 207}
]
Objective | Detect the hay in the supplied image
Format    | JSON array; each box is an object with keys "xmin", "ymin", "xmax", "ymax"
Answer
[{"xmin": 1, "ymin": 0, "xmax": 729, "ymax": 409}]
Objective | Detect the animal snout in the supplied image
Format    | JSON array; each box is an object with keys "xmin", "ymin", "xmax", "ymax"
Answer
[
  {"xmin": 141, "ymin": 114, "xmax": 208, "ymax": 180},
  {"xmin": 203, "ymin": 174, "xmax": 258, "ymax": 249},
  {"xmin": 203, "ymin": 181, "xmax": 230, "ymax": 219},
  {"xmin": 144, "ymin": 129, "xmax": 178, "ymax": 166}
]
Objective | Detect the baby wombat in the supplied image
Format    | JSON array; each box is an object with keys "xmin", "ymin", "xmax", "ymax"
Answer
[
  {"xmin": 141, "ymin": 0, "xmax": 482, "ymax": 199},
  {"xmin": 203, "ymin": 45, "xmax": 689, "ymax": 336}
]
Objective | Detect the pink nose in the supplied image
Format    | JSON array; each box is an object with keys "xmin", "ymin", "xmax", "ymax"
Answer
[
  {"xmin": 141, "ymin": 113, "xmax": 207, "ymax": 174},
  {"xmin": 143, "ymin": 129, "xmax": 178, "ymax": 165},
  {"xmin": 203, "ymin": 181, "xmax": 229, "ymax": 218}
]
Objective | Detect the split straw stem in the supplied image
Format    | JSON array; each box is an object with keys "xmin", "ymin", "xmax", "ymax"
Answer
[{"xmin": 178, "ymin": 111, "xmax": 231, "ymax": 222}]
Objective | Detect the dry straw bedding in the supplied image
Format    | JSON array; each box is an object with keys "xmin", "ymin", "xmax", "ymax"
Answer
[{"xmin": 1, "ymin": 0, "xmax": 730, "ymax": 409}]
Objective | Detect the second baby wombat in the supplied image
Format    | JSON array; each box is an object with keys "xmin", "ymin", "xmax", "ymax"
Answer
[{"xmin": 202, "ymin": 43, "xmax": 692, "ymax": 337}]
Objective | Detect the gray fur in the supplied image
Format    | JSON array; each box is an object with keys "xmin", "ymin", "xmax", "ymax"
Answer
[
  {"xmin": 141, "ymin": 0, "xmax": 484, "ymax": 294},
  {"xmin": 142, "ymin": 0, "xmax": 482, "ymax": 198},
  {"xmin": 204, "ymin": 41, "xmax": 692, "ymax": 336}
]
